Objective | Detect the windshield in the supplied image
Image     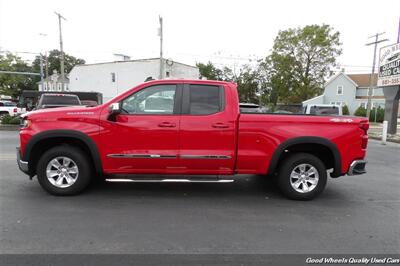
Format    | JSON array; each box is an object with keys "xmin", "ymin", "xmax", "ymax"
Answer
[
  {"xmin": 2, "ymin": 102, "xmax": 16, "ymax": 106},
  {"xmin": 41, "ymin": 95, "xmax": 81, "ymax": 106}
]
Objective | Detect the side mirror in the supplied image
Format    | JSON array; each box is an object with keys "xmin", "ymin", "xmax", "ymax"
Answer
[
  {"xmin": 108, "ymin": 102, "xmax": 121, "ymax": 121},
  {"xmin": 109, "ymin": 102, "xmax": 120, "ymax": 114}
]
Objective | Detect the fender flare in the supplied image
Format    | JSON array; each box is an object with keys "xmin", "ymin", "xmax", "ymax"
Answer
[
  {"xmin": 267, "ymin": 136, "xmax": 342, "ymax": 177},
  {"xmin": 23, "ymin": 130, "xmax": 103, "ymax": 176}
]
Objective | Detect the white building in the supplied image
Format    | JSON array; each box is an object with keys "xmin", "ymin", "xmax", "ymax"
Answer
[
  {"xmin": 38, "ymin": 70, "xmax": 69, "ymax": 92},
  {"xmin": 69, "ymin": 58, "xmax": 200, "ymax": 102},
  {"xmin": 302, "ymin": 72, "xmax": 387, "ymax": 115}
]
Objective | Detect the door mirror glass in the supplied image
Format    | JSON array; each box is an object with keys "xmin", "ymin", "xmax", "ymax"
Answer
[{"xmin": 109, "ymin": 102, "xmax": 120, "ymax": 114}]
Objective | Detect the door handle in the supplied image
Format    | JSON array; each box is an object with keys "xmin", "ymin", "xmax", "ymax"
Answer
[
  {"xmin": 212, "ymin": 122, "xmax": 229, "ymax": 128},
  {"xmin": 158, "ymin": 122, "xmax": 176, "ymax": 128}
]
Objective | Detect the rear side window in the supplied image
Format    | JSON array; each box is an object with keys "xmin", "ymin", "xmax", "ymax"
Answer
[{"xmin": 187, "ymin": 85, "xmax": 223, "ymax": 115}]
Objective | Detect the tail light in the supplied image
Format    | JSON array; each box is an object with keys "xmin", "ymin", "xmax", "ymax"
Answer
[
  {"xmin": 359, "ymin": 121, "xmax": 369, "ymax": 149},
  {"xmin": 361, "ymin": 135, "xmax": 368, "ymax": 149},
  {"xmin": 359, "ymin": 121, "xmax": 369, "ymax": 133}
]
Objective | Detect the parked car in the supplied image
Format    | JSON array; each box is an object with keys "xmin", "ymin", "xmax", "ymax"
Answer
[
  {"xmin": 35, "ymin": 94, "xmax": 81, "ymax": 110},
  {"xmin": 18, "ymin": 90, "xmax": 102, "ymax": 111},
  {"xmin": 0, "ymin": 101, "xmax": 18, "ymax": 118},
  {"xmin": 17, "ymin": 80, "xmax": 369, "ymax": 200},
  {"xmin": 304, "ymin": 104, "xmax": 343, "ymax": 116}
]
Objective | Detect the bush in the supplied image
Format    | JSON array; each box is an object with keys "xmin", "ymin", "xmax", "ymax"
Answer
[
  {"xmin": 342, "ymin": 105, "xmax": 350, "ymax": 115},
  {"xmin": 354, "ymin": 106, "xmax": 384, "ymax": 123},
  {"xmin": 369, "ymin": 107, "xmax": 384, "ymax": 123},
  {"xmin": 354, "ymin": 106, "xmax": 367, "ymax": 117},
  {"xmin": 0, "ymin": 114, "xmax": 20, "ymax": 125}
]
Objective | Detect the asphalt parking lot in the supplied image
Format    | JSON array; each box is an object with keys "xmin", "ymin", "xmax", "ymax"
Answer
[{"xmin": 0, "ymin": 130, "xmax": 399, "ymax": 254}]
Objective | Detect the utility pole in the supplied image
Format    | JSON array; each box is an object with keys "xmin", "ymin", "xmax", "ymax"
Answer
[
  {"xmin": 159, "ymin": 15, "xmax": 163, "ymax": 80},
  {"xmin": 365, "ymin": 32, "xmax": 388, "ymax": 119},
  {"xmin": 45, "ymin": 52, "xmax": 49, "ymax": 78},
  {"xmin": 39, "ymin": 54, "xmax": 44, "ymax": 83},
  {"xmin": 55, "ymin": 12, "xmax": 67, "ymax": 88}
]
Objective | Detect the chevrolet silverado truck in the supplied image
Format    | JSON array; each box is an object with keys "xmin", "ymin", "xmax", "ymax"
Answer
[{"xmin": 17, "ymin": 80, "xmax": 369, "ymax": 200}]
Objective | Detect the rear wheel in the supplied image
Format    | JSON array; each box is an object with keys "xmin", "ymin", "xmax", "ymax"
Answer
[
  {"xmin": 277, "ymin": 153, "xmax": 327, "ymax": 200},
  {"xmin": 36, "ymin": 146, "xmax": 92, "ymax": 195}
]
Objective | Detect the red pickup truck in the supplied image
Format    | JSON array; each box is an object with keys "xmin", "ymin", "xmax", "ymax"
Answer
[{"xmin": 17, "ymin": 80, "xmax": 369, "ymax": 200}]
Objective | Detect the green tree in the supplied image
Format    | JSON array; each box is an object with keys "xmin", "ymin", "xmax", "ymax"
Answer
[
  {"xmin": 262, "ymin": 24, "xmax": 342, "ymax": 105},
  {"xmin": 342, "ymin": 105, "xmax": 350, "ymax": 115},
  {"xmin": 197, "ymin": 61, "xmax": 269, "ymax": 104},
  {"xmin": 32, "ymin": 49, "xmax": 85, "ymax": 77},
  {"xmin": 0, "ymin": 53, "xmax": 39, "ymax": 98},
  {"xmin": 236, "ymin": 64, "xmax": 268, "ymax": 104},
  {"xmin": 197, "ymin": 61, "xmax": 226, "ymax": 81}
]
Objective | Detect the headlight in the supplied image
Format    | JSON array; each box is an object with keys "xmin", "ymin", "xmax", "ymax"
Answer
[{"xmin": 20, "ymin": 118, "xmax": 31, "ymax": 129}]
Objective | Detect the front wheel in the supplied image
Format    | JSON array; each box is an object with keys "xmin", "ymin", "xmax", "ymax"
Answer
[
  {"xmin": 36, "ymin": 146, "xmax": 92, "ymax": 196},
  {"xmin": 277, "ymin": 153, "xmax": 327, "ymax": 200}
]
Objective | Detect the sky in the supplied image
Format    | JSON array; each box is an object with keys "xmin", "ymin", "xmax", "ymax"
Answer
[{"xmin": 0, "ymin": 0, "xmax": 399, "ymax": 74}]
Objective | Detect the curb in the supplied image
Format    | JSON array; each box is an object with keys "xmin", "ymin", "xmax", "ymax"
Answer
[
  {"xmin": 368, "ymin": 135, "xmax": 400, "ymax": 144},
  {"xmin": 0, "ymin": 125, "xmax": 20, "ymax": 131}
]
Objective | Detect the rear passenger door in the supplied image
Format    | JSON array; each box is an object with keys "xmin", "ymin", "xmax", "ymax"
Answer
[{"xmin": 179, "ymin": 83, "xmax": 236, "ymax": 174}]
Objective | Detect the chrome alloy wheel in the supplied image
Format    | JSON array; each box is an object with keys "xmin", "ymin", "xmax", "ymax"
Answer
[
  {"xmin": 290, "ymin": 163, "xmax": 319, "ymax": 193},
  {"xmin": 46, "ymin": 157, "xmax": 79, "ymax": 188}
]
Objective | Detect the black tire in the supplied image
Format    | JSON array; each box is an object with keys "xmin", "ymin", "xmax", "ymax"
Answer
[
  {"xmin": 277, "ymin": 153, "xmax": 327, "ymax": 200},
  {"xmin": 36, "ymin": 145, "xmax": 92, "ymax": 196}
]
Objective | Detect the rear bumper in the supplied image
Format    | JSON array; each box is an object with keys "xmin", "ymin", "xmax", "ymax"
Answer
[
  {"xmin": 16, "ymin": 148, "xmax": 29, "ymax": 175},
  {"xmin": 347, "ymin": 160, "xmax": 367, "ymax": 175}
]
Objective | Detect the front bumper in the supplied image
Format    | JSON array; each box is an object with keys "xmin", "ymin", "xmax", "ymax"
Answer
[
  {"xmin": 16, "ymin": 147, "xmax": 29, "ymax": 175},
  {"xmin": 347, "ymin": 160, "xmax": 367, "ymax": 175}
]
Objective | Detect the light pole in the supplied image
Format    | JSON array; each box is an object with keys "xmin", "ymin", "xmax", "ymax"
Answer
[{"xmin": 158, "ymin": 15, "xmax": 163, "ymax": 80}]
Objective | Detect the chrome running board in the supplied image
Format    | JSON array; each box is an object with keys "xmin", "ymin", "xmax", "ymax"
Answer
[{"xmin": 105, "ymin": 178, "xmax": 234, "ymax": 183}]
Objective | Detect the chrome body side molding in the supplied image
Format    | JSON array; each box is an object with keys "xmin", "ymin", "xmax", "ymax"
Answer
[
  {"xmin": 180, "ymin": 155, "xmax": 232, "ymax": 159},
  {"xmin": 107, "ymin": 154, "xmax": 231, "ymax": 159},
  {"xmin": 107, "ymin": 154, "xmax": 176, "ymax": 159}
]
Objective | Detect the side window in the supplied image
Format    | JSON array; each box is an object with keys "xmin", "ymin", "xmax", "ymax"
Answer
[
  {"xmin": 188, "ymin": 85, "xmax": 223, "ymax": 115},
  {"xmin": 121, "ymin": 85, "xmax": 176, "ymax": 114}
]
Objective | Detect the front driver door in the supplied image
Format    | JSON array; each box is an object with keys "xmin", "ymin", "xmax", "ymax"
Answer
[{"xmin": 101, "ymin": 83, "xmax": 182, "ymax": 174}]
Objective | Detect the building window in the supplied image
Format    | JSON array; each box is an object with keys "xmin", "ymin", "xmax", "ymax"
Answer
[
  {"xmin": 111, "ymin": 72, "xmax": 116, "ymax": 82},
  {"xmin": 337, "ymin": 85, "xmax": 343, "ymax": 95}
]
